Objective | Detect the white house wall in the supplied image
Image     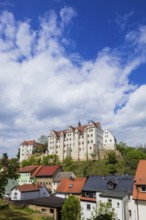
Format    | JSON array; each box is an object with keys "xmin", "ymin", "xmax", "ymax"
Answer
[{"xmin": 80, "ymin": 201, "xmax": 96, "ymax": 220}]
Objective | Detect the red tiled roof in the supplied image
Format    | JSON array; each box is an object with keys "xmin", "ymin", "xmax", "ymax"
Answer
[
  {"xmin": 133, "ymin": 160, "xmax": 146, "ymax": 200},
  {"xmin": 52, "ymin": 121, "xmax": 101, "ymax": 136},
  {"xmin": 21, "ymin": 140, "xmax": 36, "ymax": 145},
  {"xmin": 56, "ymin": 177, "xmax": 86, "ymax": 194},
  {"xmin": 19, "ymin": 165, "xmax": 39, "ymax": 174},
  {"xmin": 35, "ymin": 165, "xmax": 61, "ymax": 177},
  {"xmin": 31, "ymin": 165, "xmax": 43, "ymax": 178},
  {"xmin": 16, "ymin": 184, "xmax": 40, "ymax": 192}
]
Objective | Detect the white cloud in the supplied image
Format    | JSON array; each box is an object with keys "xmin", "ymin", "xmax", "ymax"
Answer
[
  {"xmin": 60, "ymin": 6, "xmax": 77, "ymax": 25},
  {"xmin": 0, "ymin": 8, "xmax": 146, "ymax": 157}
]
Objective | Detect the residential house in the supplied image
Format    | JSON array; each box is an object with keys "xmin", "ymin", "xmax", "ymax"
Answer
[
  {"xmin": 25, "ymin": 196, "xmax": 65, "ymax": 220},
  {"xmin": 56, "ymin": 177, "xmax": 86, "ymax": 199},
  {"xmin": 19, "ymin": 140, "xmax": 44, "ymax": 162},
  {"xmin": 4, "ymin": 179, "xmax": 18, "ymax": 198},
  {"xmin": 52, "ymin": 171, "xmax": 76, "ymax": 194},
  {"xmin": 18, "ymin": 165, "xmax": 42, "ymax": 185},
  {"xmin": 133, "ymin": 160, "xmax": 146, "ymax": 220},
  {"xmin": 34, "ymin": 165, "xmax": 63, "ymax": 192},
  {"xmin": 81, "ymin": 175, "xmax": 134, "ymax": 220},
  {"xmin": 48, "ymin": 120, "xmax": 117, "ymax": 161},
  {"xmin": 11, "ymin": 184, "xmax": 49, "ymax": 200}
]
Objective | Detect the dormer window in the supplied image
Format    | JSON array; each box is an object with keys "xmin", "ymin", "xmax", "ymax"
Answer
[
  {"xmin": 107, "ymin": 180, "xmax": 117, "ymax": 190},
  {"xmin": 69, "ymin": 184, "xmax": 73, "ymax": 188},
  {"xmin": 141, "ymin": 186, "xmax": 146, "ymax": 192}
]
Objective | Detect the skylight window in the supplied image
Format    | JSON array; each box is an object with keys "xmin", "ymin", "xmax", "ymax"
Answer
[{"xmin": 69, "ymin": 184, "xmax": 73, "ymax": 188}]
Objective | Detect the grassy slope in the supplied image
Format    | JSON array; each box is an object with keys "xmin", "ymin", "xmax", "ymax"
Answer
[
  {"xmin": 61, "ymin": 159, "xmax": 135, "ymax": 177},
  {"xmin": 0, "ymin": 205, "xmax": 44, "ymax": 220}
]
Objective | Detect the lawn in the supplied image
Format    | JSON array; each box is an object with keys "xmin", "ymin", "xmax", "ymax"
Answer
[{"xmin": 0, "ymin": 205, "xmax": 47, "ymax": 220}]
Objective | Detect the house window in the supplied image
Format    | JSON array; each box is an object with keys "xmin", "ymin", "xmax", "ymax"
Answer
[
  {"xmin": 87, "ymin": 204, "xmax": 91, "ymax": 210},
  {"xmin": 85, "ymin": 192, "xmax": 89, "ymax": 197},
  {"xmin": 50, "ymin": 208, "xmax": 54, "ymax": 214},
  {"xmin": 41, "ymin": 208, "xmax": 47, "ymax": 213},
  {"xmin": 141, "ymin": 186, "xmax": 146, "ymax": 192},
  {"xmin": 117, "ymin": 202, "xmax": 120, "ymax": 208},
  {"xmin": 108, "ymin": 199, "xmax": 112, "ymax": 206},
  {"xmin": 14, "ymin": 192, "xmax": 17, "ymax": 199}
]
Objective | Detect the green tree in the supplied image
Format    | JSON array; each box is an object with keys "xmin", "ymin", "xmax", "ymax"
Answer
[
  {"xmin": 0, "ymin": 158, "xmax": 19, "ymax": 198},
  {"xmin": 107, "ymin": 152, "xmax": 117, "ymax": 164},
  {"xmin": 92, "ymin": 201, "xmax": 117, "ymax": 220},
  {"xmin": 0, "ymin": 153, "xmax": 9, "ymax": 167},
  {"xmin": 61, "ymin": 195, "xmax": 81, "ymax": 220}
]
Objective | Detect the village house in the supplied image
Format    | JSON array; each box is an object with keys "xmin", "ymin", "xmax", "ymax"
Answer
[
  {"xmin": 132, "ymin": 160, "xmax": 146, "ymax": 220},
  {"xmin": 52, "ymin": 171, "xmax": 76, "ymax": 194},
  {"xmin": 11, "ymin": 184, "xmax": 49, "ymax": 200},
  {"xmin": 18, "ymin": 165, "xmax": 42, "ymax": 185},
  {"xmin": 55, "ymin": 177, "xmax": 86, "ymax": 199},
  {"xmin": 80, "ymin": 175, "xmax": 134, "ymax": 220},
  {"xmin": 18, "ymin": 196, "xmax": 65, "ymax": 220},
  {"xmin": 34, "ymin": 165, "xmax": 63, "ymax": 192}
]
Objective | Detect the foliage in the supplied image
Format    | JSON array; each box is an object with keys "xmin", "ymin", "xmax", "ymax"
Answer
[
  {"xmin": 42, "ymin": 154, "xmax": 59, "ymax": 165},
  {"xmin": 0, "ymin": 153, "xmax": 9, "ymax": 167},
  {"xmin": 107, "ymin": 152, "xmax": 117, "ymax": 164},
  {"xmin": 0, "ymin": 157, "xmax": 19, "ymax": 198},
  {"xmin": 61, "ymin": 195, "xmax": 81, "ymax": 220},
  {"xmin": 92, "ymin": 201, "xmax": 117, "ymax": 220}
]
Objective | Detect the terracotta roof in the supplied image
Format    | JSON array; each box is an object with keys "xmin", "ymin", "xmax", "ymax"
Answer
[
  {"xmin": 21, "ymin": 140, "xmax": 36, "ymax": 145},
  {"xmin": 35, "ymin": 165, "xmax": 61, "ymax": 177},
  {"xmin": 56, "ymin": 177, "xmax": 86, "ymax": 194},
  {"xmin": 15, "ymin": 184, "xmax": 40, "ymax": 192},
  {"xmin": 133, "ymin": 160, "xmax": 146, "ymax": 200},
  {"xmin": 19, "ymin": 165, "xmax": 39, "ymax": 174},
  {"xmin": 51, "ymin": 121, "xmax": 101, "ymax": 136},
  {"xmin": 31, "ymin": 165, "xmax": 43, "ymax": 178},
  {"xmin": 21, "ymin": 140, "xmax": 44, "ymax": 146}
]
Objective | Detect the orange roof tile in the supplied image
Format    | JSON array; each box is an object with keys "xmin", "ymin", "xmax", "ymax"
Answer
[
  {"xmin": 56, "ymin": 177, "xmax": 86, "ymax": 194},
  {"xmin": 133, "ymin": 160, "xmax": 146, "ymax": 200}
]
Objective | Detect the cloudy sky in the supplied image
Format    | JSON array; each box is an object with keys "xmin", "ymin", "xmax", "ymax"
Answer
[{"xmin": 0, "ymin": 0, "xmax": 146, "ymax": 157}]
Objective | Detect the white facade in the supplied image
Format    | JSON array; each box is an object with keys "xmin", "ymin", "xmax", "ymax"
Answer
[
  {"xmin": 19, "ymin": 140, "xmax": 36, "ymax": 162},
  {"xmin": 48, "ymin": 121, "xmax": 116, "ymax": 161},
  {"xmin": 103, "ymin": 129, "xmax": 117, "ymax": 150},
  {"xmin": 81, "ymin": 201, "xmax": 96, "ymax": 220},
  {"xmin": 99, "ymin": 195, "xmax": 129, "ymax": 220},
  {"xmin": 11, "ymin": 185, "xmax": 49, "ymax": 201}
]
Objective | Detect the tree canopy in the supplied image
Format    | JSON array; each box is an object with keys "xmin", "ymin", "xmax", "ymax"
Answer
[
  {"xmin": 61, "ymin": 195, "xmax": 81, "ymax": 220},
  {"xmin": 0, "ymin": 154, "xmax": 19, "ymax": 198}
]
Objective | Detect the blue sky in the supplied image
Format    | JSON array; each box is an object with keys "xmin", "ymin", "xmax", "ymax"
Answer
[{"xmin": 0, "ymin": 0, "xmax": 146, "ymax": 157}]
